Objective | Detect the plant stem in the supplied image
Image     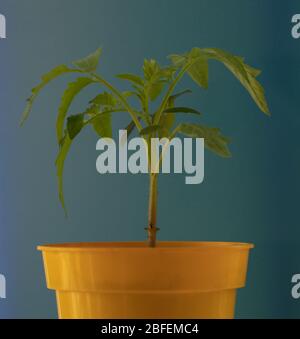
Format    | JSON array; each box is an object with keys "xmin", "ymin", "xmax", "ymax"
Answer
[
  {"xmin": 91, "ymin": 73, "xmax": 143, "ymax": 131},
  {"xmin": 153, "ymin": 64, "xmax": 190, "ymax": 125},
  {"xmin": 153, "ymin": 56, "xmax": 204, "ymax": 125},
  {"xmin": 146, "ymin": 173, "xmax": 159, "ymax": 247}
]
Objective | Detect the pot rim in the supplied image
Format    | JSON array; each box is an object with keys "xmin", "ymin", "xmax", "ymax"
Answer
[{"xmin": 38, "ymin": 241, "xmax": 254, "ymax": 252}]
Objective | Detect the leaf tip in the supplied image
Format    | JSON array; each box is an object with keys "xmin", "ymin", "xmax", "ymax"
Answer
[
  {"xmin": 19, "ymin": 117, "xmax": 26, "ymax": 127},
  {"xmin": 265, "ymin": 108, "xmax": 271, "ymax": 117}
]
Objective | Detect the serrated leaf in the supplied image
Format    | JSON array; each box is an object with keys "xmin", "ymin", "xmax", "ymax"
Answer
[
  {"xmin": 202, "ymin": 48, "xmax": 270, "ymax": 115},
  {"xmin": 177, "ymin": 122, "xmax": 231, "ymax": 157},
  {"xmin": 84, "ymin": 103, "xmax": 99, "ymax": 115},
  {"xmin": 244, "ymin": 72, "xmax": 270, "ymax": 115},
  {"xmin": 143, "ymin": 59, "xmax": 173, "ymax": 101},
  {"xmin": 148, "ymin": 81, "xmax": 165, "ymax": 101},
  {"xmin": 90, "ymin": 92, "xmax": 117, "ymax": 107},
  {"xmin": 244, "ymin": 64, "xmax": 261, "ymax": 77},
  {"xmin": 163, "ymin": 107, "xmax": 201, "ymax": 115},
  {"xmin": 117, "ymin": 73, "xmax": 144, "ymax": 86},
  {"xmin": 73, "ymin": 47, "xmax": 102, "ymax": 72},
  {"xmin": 20, "ymin": 65, "xmax": 75, "ymax": 125},
  {"xmin": 169, "ymin": 53, "xmax": 187, "ymax": 67},
  {"xmin": 55, "ymin": 132, "xmax": 73, "ymax": 215},
  {"xmin": 159, "ymin": 66, "xmax": 177, "ymax": 80},
  {"xmin": 56, "ymin": 77, "xmax": 94, "ymax": 143},
  {"xmin": 91, "ymin": 113, "xmax": 112, "ymax": 138},
  {"xmin": 186, "ymin": 48, "xmax": 209, "ymax": 89},
  {"xmin": 143, "ymin": 59, "xmax": 174, "ymax": 83},
  {"xmin": 143, "ymin": 59, "xmax": 160, "ymax": 81},
  {"xmin": 170, "ymin": 49, "xmax": 208, "ymax": 89},
  {"xmin": 236, "ymin": 57, "xmax": 261, "ymax": 77},
  {"xmin": 67, "ymin": 113, "xmax": 84, "ymax": 139}
]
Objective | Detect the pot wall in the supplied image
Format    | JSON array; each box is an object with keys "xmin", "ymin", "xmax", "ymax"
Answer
[{"xmin": 39, "ymin": 241, "xmax": 253, "ymax": 319}]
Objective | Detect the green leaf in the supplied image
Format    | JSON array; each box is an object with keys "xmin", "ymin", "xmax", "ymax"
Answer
[
  {"xmin": 236, "ymin": 57, "xmax": 261, "ymax": 77},
  {"xmin": 67, "ymin": 113, "xmax": 84, "ymax": 139},
  {"xmin": 169, "ymin": 89, "xmax": 192, "ymax": 103},
  {"xmin": 91, "ymin": 113, "xmax": 112, "ymax": 138},
  {"xmin": 143, "ymin": 59, "xmax": 173, "ymax": 101},
  {"xmin": 83, "ymin": 103, "xmax": 99, "ymax": 115},
  {"xmin": 73, "ymin": 47, "xmax": 102, "ymax": 72},
  {"xmin": 148, "ymin": 81, "xmax": 165, "ymax": 101},
  {"xmin": 169, "ymin": 53, "xmax": 187, "ymax": 67},
  {"xmin": 169, "ymin": 48, "xmax": 209, "ymax": 89},
  {"xmin": 186, "ymin": 48, "xmax": 209, "ymax": 89},
  {"xmin": 158, "ymin": 113, "xmax": 175, "ymax": 138},
  {"xmin": 140, "ymin": 125, "xmax": 162, "ymax": 136},
  {"xmin": 202, "ymin": 48, "xmax": 270, "ymax": 115},
  {"xmin": 143, "ymin": 59, "xmax": 161, "ymax": 81},
  {"xmin": 117, "ymin": 73, "xmax": 144, "ymax": 86},
  {"xmin": 159, "ymin": 66, "xmax": 177, "ymax": 80},
  {"xmin": 83, "ymin": 103, "xmax": 113, "ymax": 138},
  {"xmin": 163, "ymin": 107, "xmax": 201, "ymax": 115},
  {"xmin": 56, "ymin": 77, "xmax": 94, "ymax": 143},
  {"xmin": 244, "ymin": 72, "xmax": 270, "ymax": 115},
  {"xmin": 122, "ymin": 91, "xmax": 138, "ymax": 99},
  {"xmin": 55, "ymin": 132, "xmax": 73, "ymax": 215},
  {"xmin": 244, "ymin": 64, "xmax": 261, "ymax": 77},
  {"xmin": 90, "ymin": 92, "xmax": 117, "ymax": 107},
  {"xmin": 177, "ymin": 122, "xmax": 231, "ymax": 157},
  {"xmin": 158, "ymin": 90, "xmax": 192, "ymax": 138},
  {"xmin": 20, "ymin": 65, "xmax": 75, "ymax": 125}
]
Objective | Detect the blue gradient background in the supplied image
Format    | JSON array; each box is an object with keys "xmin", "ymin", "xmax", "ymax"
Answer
[{"xmin": 0, "ymin": 0, "xmax": 300, "ymax": 318}]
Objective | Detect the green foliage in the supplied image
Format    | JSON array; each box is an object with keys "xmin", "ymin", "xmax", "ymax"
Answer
[
  {"xmin": 20, "ymin": 65, "xmax": 77, "ymax": 126},
  {"xmin": 67, "ymin": 113, "xmax": 84, "ymax": 139},
  {"xmin": 177, "ymin": 123, "xmax": 231, "ymax": 158},
  {"xmin": 73, "ymin": 47, "xmax": 102, "ymax": 72},
  {"xmin": 87, "ymin": 91, "xmax": 122, "ymax": 138},
  {"xmin": 117, "ymin": 73, "xmax": 144, "ymax": 86},
  {"xmin": 21, "ymin": 46, "xmax": 270, "ymax": 212},
  {"xmin": 201, "ymin": 48, "xmax": 270, "ymax": 115},
  {"xmin": 143, "ymin": 59, "xmax": 175, "ymax": 101},
  {"xmin": 55, "ymin": 132, "xmax": 72, "ymax": 214},
  {"xmin": 90, "ymin": 91, "xmax": 117, "ymax": 107},
  {"xmin": 169, "ymin": 48, "xmax": 208, "ymax": 89},
  {"xmin": 158, "ymin": 89, "xmax": 192, "ymax": 138},
  {"xmin": 140, "ymin": 125, "xmax": 164, "ymax": 136},
  {"xmin": 163, "ymin": 107, "xmax": 201, "ymax": 115},
  {"xmin": 57, "ymin": 77, "xmax": 95, "ymax": 143},
  {"xmin": 90, "ymin": 112, "xmax": 112, "ymax": 138},
  {"xmin": 169, "ymin": 89, "xmax": 192, "ymax": 101}
]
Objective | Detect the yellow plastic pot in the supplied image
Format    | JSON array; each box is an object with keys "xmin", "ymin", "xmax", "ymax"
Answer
[{"xmin": 38, "ymin": 241, "xmax": 253, "ymax": 319}]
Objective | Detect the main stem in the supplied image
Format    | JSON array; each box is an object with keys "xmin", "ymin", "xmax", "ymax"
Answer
[{"xmin": 147, "ymin": 173, "xmax": 158, "ymax": 247}]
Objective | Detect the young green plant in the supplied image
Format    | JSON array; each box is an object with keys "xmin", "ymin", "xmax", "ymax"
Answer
[{"xmin": 21, "ymin": 47, "xmax": 270, "ymax": 247}]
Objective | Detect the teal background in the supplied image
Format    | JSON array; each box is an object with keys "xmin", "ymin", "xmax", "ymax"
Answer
[{"xmin": 0, "ymin": 0, "xmax": 300, "ymax": 318}]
